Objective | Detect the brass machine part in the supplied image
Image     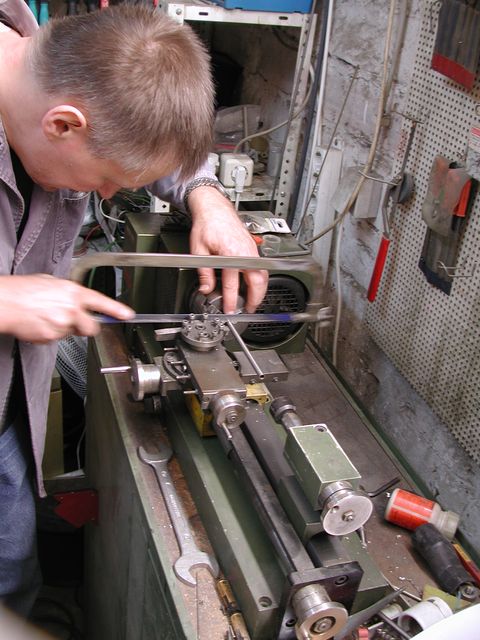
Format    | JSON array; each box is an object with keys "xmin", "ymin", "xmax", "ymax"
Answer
[
  {"xmin": 216, "ymin": 579, "xmax": 251, "ymax": 640},
  {"xmin": 184, "ymin": 394, "xmax": 215, "ymax": 437},
  {"xmin": 228, "ymin": 613, "xmax": 251, "ymax": 640},
  {"xmin": 185, "ymin": 384, "xmax": 270, "ymax": 438}
]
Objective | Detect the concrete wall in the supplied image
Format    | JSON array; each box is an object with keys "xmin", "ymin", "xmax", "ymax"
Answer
[{"xmin": 315, "ymin": 0, "xmax": 480, "ymax": 555}]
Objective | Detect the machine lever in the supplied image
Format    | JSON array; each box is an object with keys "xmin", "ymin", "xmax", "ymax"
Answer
[{"xmin": 138, "ymin": 445, "xmax": 219, "ymax": 587}]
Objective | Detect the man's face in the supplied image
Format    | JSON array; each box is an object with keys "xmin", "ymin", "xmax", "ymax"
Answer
[{"xmin": 23, "ymin": 134, "xmax": 178, "ymax": 197}]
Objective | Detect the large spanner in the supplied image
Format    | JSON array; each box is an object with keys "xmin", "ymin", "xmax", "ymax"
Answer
[{"xmin": 138, "ymin": 445, "xmax": 219, "ymax": 587}]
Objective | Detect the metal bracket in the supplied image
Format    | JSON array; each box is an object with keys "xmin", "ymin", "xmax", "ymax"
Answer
[{"xmin": 437, "ymin": 260, "xmax": 478, "ymax": 278}]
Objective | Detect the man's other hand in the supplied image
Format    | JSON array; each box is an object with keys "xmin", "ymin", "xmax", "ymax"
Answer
[{"xmin": 188, "ymin": 187, "xmax": 268, "ymax": 313}]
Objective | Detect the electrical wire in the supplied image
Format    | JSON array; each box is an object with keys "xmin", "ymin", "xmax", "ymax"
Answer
[
  {"xmin": 76, "ymin": 426, "xmax": 86, "ymax": 471},
  {"xmin": 98, "ymin": 198, "xmax": 126, "ymax": 224},
  {"xmin": 303, "ymin": 1, "xmax": 397, "ymax": 247},
  {"xmin": 233, "ymin": 65, "xmax": 315, "ymax": 154},
  {"xmin": 332, "ymin": 218, "xmax": 343, "ymax": 367},
  {"xmin": 294, "ymin": 64, "xmax": 359, "ymax": 237},
  {"xmin": 309, "ymin": 0, "xmax": 398, "ymax": 367},
  {"xmin": 270, "ymin": 25, "xmax": 300, "ymax": 51},
  {"xmin": 73, "ymin": 224, "xmax": 101, "ymax": 258}
]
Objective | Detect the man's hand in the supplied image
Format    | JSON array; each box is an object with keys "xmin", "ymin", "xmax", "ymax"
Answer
[
  {"xmin": 0, "ymin": 274, "xmax": 134, "ymax": 344},
  {"xmin": 187, "ymin": 186, "xmax": 268, "ymax": 313}
]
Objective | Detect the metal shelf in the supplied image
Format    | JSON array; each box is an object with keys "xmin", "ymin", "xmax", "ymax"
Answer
[
  {"xmin": 159, "ymin": 1, "xmax": 306, "ymax": 27},
  {"xmin": 224, "ymin": 174, "xmax": 274, "ymax": 202},
  {"xmin": 159, "ymin": 0, "xmax": 316, "ymax": 217}
]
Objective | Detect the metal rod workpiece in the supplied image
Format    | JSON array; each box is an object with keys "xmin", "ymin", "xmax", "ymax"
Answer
[{"xmin": 226, "ymin": 320, "xmax": 264, "ymax": 380}]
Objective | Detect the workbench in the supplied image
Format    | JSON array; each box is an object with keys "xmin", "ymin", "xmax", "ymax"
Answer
[{"xmin": 84, "ymin": 326, "xmax": 433, "ymax": 639}]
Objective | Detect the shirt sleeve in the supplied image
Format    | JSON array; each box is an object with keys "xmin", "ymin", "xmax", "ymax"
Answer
[{"xmin": 145, "ymin": 159, "xmax": 217, "ymax": 212}]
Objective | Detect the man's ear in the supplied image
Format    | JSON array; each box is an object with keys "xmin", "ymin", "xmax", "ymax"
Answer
[{"xmin": 42, "ymin": 105, "xmax": 88, "ymax": 141}]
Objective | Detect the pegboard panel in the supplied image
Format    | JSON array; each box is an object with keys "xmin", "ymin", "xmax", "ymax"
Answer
[{"xmin": 366, "ymin": 0, "xmax": 480, "ymax": 463}]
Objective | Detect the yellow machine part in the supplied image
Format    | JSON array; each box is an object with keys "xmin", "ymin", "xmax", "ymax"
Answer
[{"xmin": 186, "ymin": 384, "xmax": 271, "ymax": 437}]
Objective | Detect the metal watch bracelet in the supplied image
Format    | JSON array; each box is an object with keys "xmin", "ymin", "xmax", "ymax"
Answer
[{"xmin": 182, "ymin": 176, "xmax": 230, "ymax": 213}]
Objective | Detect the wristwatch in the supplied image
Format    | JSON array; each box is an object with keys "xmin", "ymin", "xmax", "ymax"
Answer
[{"xmin": 183, "ymin": 176, "xmax": 230, "ymax": 213}]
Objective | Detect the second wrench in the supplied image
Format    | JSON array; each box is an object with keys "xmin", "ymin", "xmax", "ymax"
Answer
[{"xmin": 138, "ymin": 444, "xmax": 219, "ymax": 587}]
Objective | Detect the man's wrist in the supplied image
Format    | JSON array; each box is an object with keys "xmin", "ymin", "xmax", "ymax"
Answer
[{"xmin": 183, "ymin": 177, "xmax": 230, "ymax": 213}]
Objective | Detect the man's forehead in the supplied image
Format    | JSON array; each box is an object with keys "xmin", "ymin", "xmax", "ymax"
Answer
[{"xmin": 113, "ymin": 157, "xmax": 178, "ymax": 187}]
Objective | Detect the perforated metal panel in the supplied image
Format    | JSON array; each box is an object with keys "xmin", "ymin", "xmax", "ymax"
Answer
[{"xmin": 366, "ymin": 1, "xmax": 480, "ymax": 463}]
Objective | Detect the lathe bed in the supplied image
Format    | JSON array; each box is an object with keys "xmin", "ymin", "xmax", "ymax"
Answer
[{"xmin": 84, "ymin": 324, "xmax": 433, "ymax": 640}]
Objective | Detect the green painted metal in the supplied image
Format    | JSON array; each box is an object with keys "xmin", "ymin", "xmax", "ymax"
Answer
[
  {"xmin": 164, "ymin": 392, "xmax": 285, "ymax": 638},
  {"xmin": 284, "ymin": 426, "xmax": 361, "ymax": 509},
  {"xmin": 122, "ymin": 212, "xmax": 314, "ymax": 355},
  {"xmin": 85, "ymin": 337, "xmax": 196, "ymax": 640}
]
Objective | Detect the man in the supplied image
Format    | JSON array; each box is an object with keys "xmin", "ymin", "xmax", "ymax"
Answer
[{"xmin": 0, "ymin": 0, "xmax": 267, "ymax": 615}]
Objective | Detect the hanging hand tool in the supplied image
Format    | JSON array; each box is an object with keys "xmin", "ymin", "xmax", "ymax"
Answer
[
  {"xmin": 367, "ymin": 194, "xmax": 392, "ymax": 302},
  {"xmin": 431, "ymin": 0, "xmax": 480, "ymax": 90},
  {"xmin": 27, "ymin": 0, "xmax": 38, "ymax": 21},
  {"xmin": 38, "ymin": 0, "xmax": 48, "ymax": 24},
  {"xmin": 138, "ymin": 445, "xmax": 219, "ymax": 587},
  {"xmin": 65, "ymin": 0, "xmax": 77, "ymax": 15},
  {"xmin": 367, "ymin": 119, "xmax": 417, "ymax": 302},
  {"xmin": 411, "ymin": 523, "xmax": 480, "ymax": 602},
  {"xmin": 419, "ymin": 156, "xmax": 473, "ymax": 294}
]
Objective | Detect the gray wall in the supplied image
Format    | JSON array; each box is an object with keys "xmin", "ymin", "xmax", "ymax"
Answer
[
  {"xmin": 168, "ymin": 1, "xmax": 480, "ymax": 556},
  {"xmin": 315, "ymin": 0, "xmax": 480, "ymax": 555},
  {"xmin": 212, "ymin": 1, "xmax": 480, "ymax": 555}
]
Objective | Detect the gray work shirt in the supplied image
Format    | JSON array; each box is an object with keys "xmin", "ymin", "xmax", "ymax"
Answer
[{"xmin": 0, "ymin": 0, "xmax": 214, "ymax": 496}]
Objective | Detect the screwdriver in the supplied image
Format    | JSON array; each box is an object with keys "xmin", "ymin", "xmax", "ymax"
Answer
[
  {"xmin": 27, "ymin": 0, "xmax": 38, "ymax": 21},
  {"xmin": 65, "ymin": 0, "xmax": 77, "ymax": 15},
  {"xmin": 38, "ymin": 0, "xmax": 49, "ymax": 25},
  {"xmin": 411, "ymin": 523, "xmax": 480, "ymax": 602}
]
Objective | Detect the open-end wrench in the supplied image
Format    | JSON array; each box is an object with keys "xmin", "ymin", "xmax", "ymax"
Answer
[{"xmin": 138, "ymin": 445, "xmax": 219, "ymax": 587}]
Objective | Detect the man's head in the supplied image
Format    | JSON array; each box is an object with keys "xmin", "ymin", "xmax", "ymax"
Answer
[{"xmin": 24, "ymin": 5, "xmax": 214, "ymax": 187}]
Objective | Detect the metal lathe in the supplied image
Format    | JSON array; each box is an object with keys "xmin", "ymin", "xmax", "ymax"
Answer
[{"xmin": 80, "ymin": 213, "xmax": 394, "ymax": 640}]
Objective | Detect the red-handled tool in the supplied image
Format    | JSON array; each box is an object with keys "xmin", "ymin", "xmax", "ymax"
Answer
[
  {"xmin": 367, "ymin": 233, "xmax": 391, "ymax": 302},
  {"xmin": 367, "ymin": 118, "xmax": 418, "ymax": 302}
]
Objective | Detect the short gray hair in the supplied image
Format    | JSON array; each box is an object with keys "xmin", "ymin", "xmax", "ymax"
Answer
[{"xmin": 28, "ymin": 5, "xmax": 214, "ymax": 180}]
